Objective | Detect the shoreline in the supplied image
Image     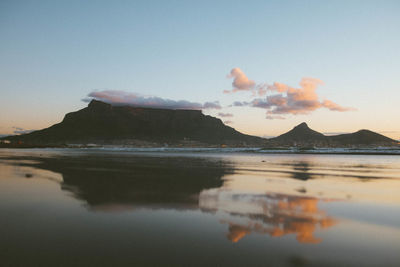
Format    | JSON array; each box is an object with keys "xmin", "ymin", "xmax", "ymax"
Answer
[{"xmin": 1, "ymin": 146, "xmax": 400, "ymax": 155}]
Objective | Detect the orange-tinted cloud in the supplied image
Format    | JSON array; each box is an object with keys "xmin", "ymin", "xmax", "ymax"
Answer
[
  {"xmin": 226, "ymin": 70, "xmax": 355, "ymax": 118},
  {"xmin": 254, "ymin": 78, "xmax": 353, "ymax": 115},
  {"xmin": 84, "ymin": 90, "xmax": 221, "ymax": 110},
  {"xmin": 322, "ymin": 99, "xmax": 355, "ymax": 112},
  {"xmin": 223, "ymin": 68, "xmax": 256, "ymax": 93}
]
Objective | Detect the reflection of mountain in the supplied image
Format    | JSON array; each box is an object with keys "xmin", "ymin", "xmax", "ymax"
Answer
[
  {"xmin": 11, "ymin": 152, "xmax": 339, "ymax": 243},
  {"xmin": 291, "ymin": 162, "xmax": 313, "ymax": 181},
  {"xmin": 199, "ymin": 189, "xmax": 337, "ymax": 244},
  {"xmin": 16, "ymin": 154, "xmax": 233, "ymax": 210}
]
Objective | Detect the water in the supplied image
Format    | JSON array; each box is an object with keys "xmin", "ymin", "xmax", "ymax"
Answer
[{"xmin": 1, "ymin": 148, "xmax": 399, "ymax": 266}]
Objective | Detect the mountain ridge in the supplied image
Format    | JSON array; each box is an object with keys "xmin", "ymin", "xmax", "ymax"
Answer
[
  {"xmin": 269, "ymin": 122, "xmax": 397, "ymax": 146},
  {"xmin": 2, "ymin": 100, "xmax": 264, "ymax": 146},
  {"xmin": 1, "ymin": 101, "xmax": 397, "ymax": 147}
]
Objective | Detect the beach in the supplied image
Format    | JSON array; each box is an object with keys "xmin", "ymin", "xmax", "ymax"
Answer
[{"xmin": 1, "ymin": 148, "xmax": 400, "ymax": 266}]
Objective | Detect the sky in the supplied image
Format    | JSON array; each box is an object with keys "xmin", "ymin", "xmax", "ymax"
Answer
[{"xmin": 1, "ymin": 0, "xmax": 399, "ymax": 139}]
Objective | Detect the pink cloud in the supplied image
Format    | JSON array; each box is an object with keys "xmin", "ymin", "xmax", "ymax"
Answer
[
  {"xmin": 224, "ymin": 68, "xmax": 256, "ymax": 93},
  {"xmin": 227, "ymin": 71, "xmax": 355, "ymax": 119},
  {"xmin": 322, "ymin": 99, "xmax": 355, "ymax": 112},
  {"xmin": 259, "ymin": 78, "xmax": 352, "ymax": 115}
]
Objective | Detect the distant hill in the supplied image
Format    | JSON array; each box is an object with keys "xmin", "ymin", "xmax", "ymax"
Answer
[
  {"xmin": 271, "ymin": 122, "xmax": 325, "ymax": 143},
  {"xmin": 328, "ymin": 129, "xmax": 396, "ymax": 145},
  {"xmin": 269, "ymin": 123, "xmax": 397, "ymax": 147},
  {"xmin": 2, "ymin": 100, "xmax": 264, "ymax": 146}
]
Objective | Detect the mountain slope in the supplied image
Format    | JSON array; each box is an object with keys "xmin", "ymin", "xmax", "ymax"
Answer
[
  {"xmin": 328, "ymin": 130, "xmax": 396, "ymax": 145},
  {"xmin": 271, "ymin": 122, "xmax": 325, "ymax": 143},
  {"xmin": 4, "ymin": 100, "xmax": 264, "ymax": 145},
  {"xmin": 269, "ymin": 122, "xmax": 396, "ymax": 146}
]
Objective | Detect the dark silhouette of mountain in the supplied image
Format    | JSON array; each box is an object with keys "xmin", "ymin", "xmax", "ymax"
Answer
[
  {"xmin": 271, "ymin": 122, "xmax": 325, "ymax": 143},
  {"xmin": 2, "ymin": 103, "xmax": 397, "ymax": 147},
  {"xmin": 3, "ymin": 100, "xmax": 264, "ymax": 145},
  {"xmin": 269, "ymin": 122, "xmax": 397, "ymax": 146},
  {"xmin": 328, "ymin": 129, "xmax": 396, "ymax": 145}
]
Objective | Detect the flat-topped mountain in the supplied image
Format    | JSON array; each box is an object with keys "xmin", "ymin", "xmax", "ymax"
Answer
[
  {"xmin": 3, "ymin": 100, "xmax": 264, "ymax": 145},
  {"xmin": 269, "ymin": 122, "xmax": 397, "ymax": 147}
]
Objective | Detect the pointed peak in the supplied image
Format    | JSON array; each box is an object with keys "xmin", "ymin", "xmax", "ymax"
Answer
[{"xmin": 294, "ymin": 122, "xmax": 309, "ymax": 129}]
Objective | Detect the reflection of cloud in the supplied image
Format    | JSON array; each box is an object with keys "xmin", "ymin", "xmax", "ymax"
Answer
[
  {"xmin": 83, "ymin": 90, "xmax": 221, "ymax": 110},
  {"xmin": 226, "ymin": 224, "xmax": 251, "ymax": 243},
  {"xmin": 200, "ymin": 189, "xmax": 337, "ymax": 244}
]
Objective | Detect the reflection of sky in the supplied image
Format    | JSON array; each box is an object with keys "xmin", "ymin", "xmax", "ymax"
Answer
[
  {"xmin": 0, "ymin": 152, "xmax": 400, "ymax": 246},
  {"xmin": 1, "ymin": 151, "xmax": 400, "ymax": 265}
]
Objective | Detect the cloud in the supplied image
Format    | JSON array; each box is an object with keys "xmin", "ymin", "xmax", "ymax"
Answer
[
  {"xmin": 223, "ymin": 68, "xmax": 255, "ymax": 94},
  {"xmin": 266, "ymin": 115, "xmax": 285, "ymax": 120},
  {"xmin": 203, "ymin": 101, "xmax": 222, "ymax": 110},
  {"xmin": 259, "ymin": 78, "xmax": 354, "ymax": 115},
  {"xmin": 321, "ymin": 100, "xmax": 354, "ymax": 112},
  {"xmin": 223, "ymin": 120, "xmax": 233, "ymax": 124},
  {"xmin": 228, "ymin": 74, "xmax": 354, "ymax": 119},
  {"xmin": 231, "ymin": 101, "xmax": 249, "ymax": 107},
  {"xmin": 84, "ymin": 90, "xmax": 221, "ymax": 110},
  {"xmin": 218, "ymin": 112, "xmax": 233, "ymax": 118},
  {"xmin": 323, "ymin": 131, "xmax": 351, "ymax": 136},
  {"xmin": 12, "ymin": 126, "xmax": 35, "ymax": 135}
]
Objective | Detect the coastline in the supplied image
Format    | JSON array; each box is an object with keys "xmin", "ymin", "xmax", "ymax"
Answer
[{"xmin": 1, "ymin": 146, "xmax": 400, "ymax": 155}]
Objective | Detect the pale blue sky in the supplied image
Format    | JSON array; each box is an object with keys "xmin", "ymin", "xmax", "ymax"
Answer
[{"xmin": 1, "ymin": 0, "xmax": 399, "ymax": 138}]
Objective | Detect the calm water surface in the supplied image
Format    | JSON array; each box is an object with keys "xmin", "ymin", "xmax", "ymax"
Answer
[{"xmin": 0, "ymin": 149, "xmax": 399, "ymax": 266}]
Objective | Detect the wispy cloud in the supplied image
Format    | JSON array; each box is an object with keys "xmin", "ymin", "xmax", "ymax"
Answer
[
  {"xmin": 225, "ymin": 69, "xmax": 355, "ymax": 119},
  {"xmin": 218, "ymin": 112, "xmax": 233, "ymax": 118},
  {"xmin": 12, "ymin": 126, "xmax": 35, "ymax": 135},
  {"xmin": 83, "ymin": 90, "xmax": 221, "ymax": 110},
  {"xmin": 231, "ymin": 101, "xmax": 249, "ymax": 107},
  {"xmin": 266, "ymin": 115, "xmax": 285, "ymax": 120}
]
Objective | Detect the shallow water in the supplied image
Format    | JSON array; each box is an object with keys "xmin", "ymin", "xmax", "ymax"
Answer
[{"xmin": 1, "ymin": 149, "xmax": 399, "ymax": 266}]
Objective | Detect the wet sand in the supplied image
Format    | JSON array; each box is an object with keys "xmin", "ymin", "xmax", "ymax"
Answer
[{"xmin": 1, "ymin": 148, "xmax": 400, "ymax": 266}]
